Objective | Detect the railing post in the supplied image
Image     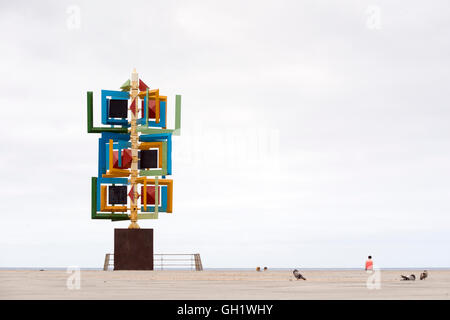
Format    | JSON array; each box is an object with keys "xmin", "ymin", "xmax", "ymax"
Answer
[
  {"xmin": 194, "ymin": 253, "xmax": 203, "ymax": 271},
  {"xmin": 104, "ymin": 253, "xmax": 110, "ymax": 271}
]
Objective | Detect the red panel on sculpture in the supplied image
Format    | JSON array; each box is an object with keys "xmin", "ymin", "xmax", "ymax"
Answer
[
  {"xmin": 130, "ymin": 99, "xmax": 137, "ymax": 115},
  {"xmin": 113, "ymin": 149, "xmax": 132, "ymax": 169},
  {"xmin": 139, "ymin": 79, "xmax": 149, "ymax": 91},
  {"xmin": 141, "ymin": 100, "xmax": 156, "ymax": 119},
  {"xmin": 140, "ymin": 186, "xmax": 161, "ymax": 205}
]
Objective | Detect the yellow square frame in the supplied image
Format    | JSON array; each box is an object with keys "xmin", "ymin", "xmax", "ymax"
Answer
[
  {"xmin": 100, "ymin": 185, "xmax": 128, "ymax": 212},
  {"xmin": 135, "ymin": 177, "xmax": 173, "ymax": 213},
  {"xmin": 138, "ymin": 142, "xmax": 163, "ymax": 169}
]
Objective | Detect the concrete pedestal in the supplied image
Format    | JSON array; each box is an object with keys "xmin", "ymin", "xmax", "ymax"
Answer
[{"xmin": 114, "ymin": 229, "xmax": 154, "ymax": 270}]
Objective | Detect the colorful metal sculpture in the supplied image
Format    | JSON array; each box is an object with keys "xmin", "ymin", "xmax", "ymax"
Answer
[{"xmin": 88, "ymin": 69, "xmax": 181, "ymax": 229}]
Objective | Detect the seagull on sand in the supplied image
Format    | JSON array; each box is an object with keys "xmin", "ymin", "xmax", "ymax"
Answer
[
  {"xmin": 400, "ymin": 274, "xmax": 416, "ymax": 281},
  {"xmin": 293, "ymin": 269, "xmax": 307, "ymax": 280}
]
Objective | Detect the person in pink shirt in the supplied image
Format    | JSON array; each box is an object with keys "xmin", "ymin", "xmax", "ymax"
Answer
[{"xmin": 365, "ymin": 255, "xmax": 373, "ymax": 271}]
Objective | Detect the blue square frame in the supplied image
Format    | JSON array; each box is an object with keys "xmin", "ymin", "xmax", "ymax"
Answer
[{"xmin": 101, "ymin": 90, "xmax": 130, "ymax": 126}]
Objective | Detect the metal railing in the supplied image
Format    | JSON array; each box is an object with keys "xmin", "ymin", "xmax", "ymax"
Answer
[{"xmin": 104, "ymin": 253, "xmax": 203, "ymax": 271}]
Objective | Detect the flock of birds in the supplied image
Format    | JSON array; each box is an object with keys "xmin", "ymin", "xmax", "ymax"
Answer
[
  {"xmin": 256, "ymin": 267, "xmax": 429, "ymax": 282},
  {"xmin": 401, "ymin": 270, "xmax": 428, "ymax": 281},
  {"xmin": 291, "ymin": 269, "xmax": 429, "ymax": 281}
]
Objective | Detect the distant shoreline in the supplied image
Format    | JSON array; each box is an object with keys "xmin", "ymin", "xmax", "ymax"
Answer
[{"xmin": 0, "ymin": 267, "xmax": 448, "ymax": 271}]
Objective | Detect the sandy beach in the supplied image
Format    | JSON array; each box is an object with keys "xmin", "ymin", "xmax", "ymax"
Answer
[{"xmin": 1, "ymin": 269, "xmax": 449, "ymax": 300}]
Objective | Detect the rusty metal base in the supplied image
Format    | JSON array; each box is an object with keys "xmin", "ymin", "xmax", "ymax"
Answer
[{"xmin": 114, "ymin": 228, "xmax": 154, "ymax": 270}]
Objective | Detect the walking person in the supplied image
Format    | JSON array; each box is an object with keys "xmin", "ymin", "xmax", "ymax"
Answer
[{"xmin": 365, "ymin": 256, "xmax": 373, "ymax": 271}]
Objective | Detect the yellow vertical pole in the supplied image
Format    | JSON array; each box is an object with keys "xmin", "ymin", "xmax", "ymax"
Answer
[{"xmin": 129, "ymin": 68, "xmax": 140, "ymax": 229}]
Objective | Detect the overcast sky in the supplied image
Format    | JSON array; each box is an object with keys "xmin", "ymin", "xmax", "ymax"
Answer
[{"xmin": 0, "ymin": 0, "xmax": 449, "ymax": 268}]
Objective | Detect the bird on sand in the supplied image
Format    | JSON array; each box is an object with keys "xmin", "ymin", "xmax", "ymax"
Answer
[
  {"xmin": 293, "ymin": 269, "xmax": 307, "ymax": 280},
  {"xmin": 400, "ymin": 274, "xmax": 416, "ymax": 281},
  {"xmin": 420, "ymin": 270, "xmax": 428, "ymax": 280}
]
